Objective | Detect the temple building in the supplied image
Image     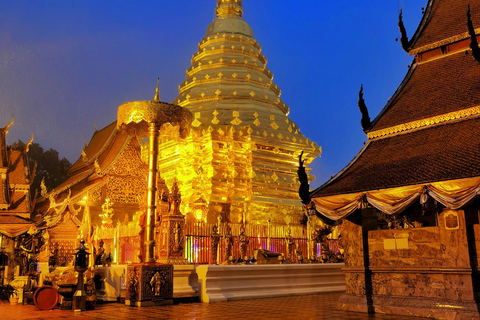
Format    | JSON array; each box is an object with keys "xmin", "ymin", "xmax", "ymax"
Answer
[
  {"xmin": 30, "ymin": 0, "xmax": 321, "ymax": 265},
  {"xmin": 0, "ymin": 117, "xmax": 38, "ymax": 279},
  {"xmin": 302, "ymin": 0, "xmax": 480, "ymax": 318},
  {"xmin": 33, "ymin": 121, "xmax": 156, "ymax": 264},
  {"xmin": 0, "ymin": 117, "xmax": 35, "ymax": 238}
]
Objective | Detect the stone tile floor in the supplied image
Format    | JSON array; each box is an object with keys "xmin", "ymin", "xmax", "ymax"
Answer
[{"xmin": 0, "ymin": 293, "xmax": 429, "ymax": 320}]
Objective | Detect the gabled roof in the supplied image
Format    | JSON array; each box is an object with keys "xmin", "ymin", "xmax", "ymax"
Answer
[
  {"xmin": 369, "ymin": 52, "xmax": 480, "ymax": 132},
  {"xmin": 68, "ymin": 121, "xmax": 117, "ymax": 175},
  {"xmin": 7, "ymin": 150, "xmax": 29, "ymax": 184},
  {"xmin": 409, "ymin": 0, "xmax": 480, "ymax": 53},
  {"xmin": 311, "ymin": 0, "xmax": 480, "ymax": 201},
  {"xmin": 36, "ymin": 121, "xmax": 147, "ymax": 219},
  {"xmin": 312, "ymin": 116, "xmax": 480, "ymax": 198},
  {"xmin": 0, "ymin": 215, "xmax": 31, "ymax": 224}
]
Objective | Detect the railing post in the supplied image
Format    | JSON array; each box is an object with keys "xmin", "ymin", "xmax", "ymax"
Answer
[{"xmin": 267, "ymin": 218, "xmax": 271, "ymax": 251}]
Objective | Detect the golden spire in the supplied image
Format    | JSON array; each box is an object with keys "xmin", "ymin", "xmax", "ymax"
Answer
[
  {"xmin": 216, "ymin": 0, "xmax": 243, "ymax": 18},
  {"xmin": 153, "ymin": 78, "xmax": 160, "ymax": 102}
]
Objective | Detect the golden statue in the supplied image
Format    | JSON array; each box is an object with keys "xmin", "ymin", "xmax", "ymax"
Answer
[
  {"xmin": 149, "ymin": 271, "xmax": 165, "ymax": 296},
  {"xmin": 285, "ymin": 230, "xmax": 296, "ymax": 263},
  {"xmin": 237, "ymin": 225, "xmax": 249, "ymax": 261},
  {"xmin": 210, "ymin": 225, "xmax": 221, "ymax": 264},
  {"xmin": 224, "ymin": 224, "xmax": 233, "ymax": 262}
]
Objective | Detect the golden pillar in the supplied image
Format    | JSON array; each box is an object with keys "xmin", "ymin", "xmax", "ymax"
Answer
[
  {"xmin": 145, "ymin": 122, "xmax": 160, "ymax": 262},
  {"xmin": 117, "ymin": 80, "xmax": 192, "ymax": 264},
  {"xmin": 118, "ymin": 80, "xmax": 192, "ymax": 306}
]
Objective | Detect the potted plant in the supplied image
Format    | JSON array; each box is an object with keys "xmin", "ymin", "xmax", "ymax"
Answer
[
  {"xmin": 0, "ymin": 283, "xmax": 18, "ymax": 304},
  {"xmin": 9, "ymin": 288, "xmax": 18, "ymax": 305}
]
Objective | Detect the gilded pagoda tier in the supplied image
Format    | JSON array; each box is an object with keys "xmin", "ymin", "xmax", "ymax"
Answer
[{"xmin": 154, "ymin": 0, "xmax": 322, "ymax": 225}]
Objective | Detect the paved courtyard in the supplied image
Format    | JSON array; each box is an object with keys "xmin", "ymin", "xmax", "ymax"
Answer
[{"xmin": 1, "ymin": 292, "xmax": 428, "ymax": 320}]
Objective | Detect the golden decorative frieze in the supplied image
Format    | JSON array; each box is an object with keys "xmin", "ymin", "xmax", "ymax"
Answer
[
  {"xmin": 199, "ymin": 36, "xmax": 260, "ymax": 51},
  {"xmin": 187, "ymin": 62, "xmax": 273, "ymax": 79},
  {"xmin": 192, "ymin": 48, "xmax": 266, "ymax": 65},
  {"xmin": 410, "ymin": 27, "xmax": 480, "ymax": 55},
  {"xmin": 368, "ymin": 105, "xmax": 480, "ymax": 140},
  {"xmin": 117, "ymin": 100, "xmax": 192, "ymax": 139},
  {"xmin": 179, "ymin": 76, "xmax": 278, "ymax": 95},
  {"xmin": 178, "ymin": 94, "xmax": 289, "ymax": 115}
]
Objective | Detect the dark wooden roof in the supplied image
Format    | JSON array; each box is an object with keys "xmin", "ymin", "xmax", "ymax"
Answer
[
  {"xmin": 312, "ymin": 116, "xmax": 480, "ymax": 197},
  {"xmin": 311, "ymin": 0, "xmax": 480, "ymax": 199},
  {"xmin": 410, "ymin": 0, "xmax": 480, "ymax": 52},
  {"xmin": 369, "ymin": 52, "xmax": 480, "ymax": 131},
  {"xmin": 68, "ymin": 121, "xmax": 116, "ymax": 175},
  {"xmin": 0, "ymin": 215, "xmax": 31, "ymax": 224}
]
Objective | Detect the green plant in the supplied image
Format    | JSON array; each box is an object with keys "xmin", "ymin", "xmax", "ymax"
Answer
[{"xmin": 0, "ymin": 284, "xmax": 17, "ymax": 302}]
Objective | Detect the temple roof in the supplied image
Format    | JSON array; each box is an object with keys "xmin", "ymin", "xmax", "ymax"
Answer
[
  {"xmin": 410, "ymin": 0, "xmax": 480, "ymax": 53},
  {"xmin": 69, "ymin": 121, "xmax": 117, "ymax": 176},
  {"xmin": 311, "ymin": 0, "xmax": 480, "ymax": 201},
  {"xmin": 368, "ymin": 52, "xmax": 480, "ymax": 132},
  {"xmin": 8, "ymin": 150, "xmax": 29, "ymax": 184},
  {"xmin": 312, "ymin": 116, "xmax": 480, "ymax": 197},
  {"xmin": 0, "ymin": 215, "xmax": 31, "ymax": 224}
]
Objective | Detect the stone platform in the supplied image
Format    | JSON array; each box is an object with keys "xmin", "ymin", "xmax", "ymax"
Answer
[
  {"xmin": 196, "ymin": 263, "xmax": 346, "ymax": 303},
  {"xmin": 94, "ymin": 264, "xmax": 197, "ymax": 302}
]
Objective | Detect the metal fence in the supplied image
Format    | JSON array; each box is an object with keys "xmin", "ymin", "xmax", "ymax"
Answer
[{"xmin": 184, "ymin": 222, "xmax": 339, "ymax": 264}]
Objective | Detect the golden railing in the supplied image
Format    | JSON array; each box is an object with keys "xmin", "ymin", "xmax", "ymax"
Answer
[{"xmin": 91, "ymin": 220, "xmax": 339, "ymax": 265}]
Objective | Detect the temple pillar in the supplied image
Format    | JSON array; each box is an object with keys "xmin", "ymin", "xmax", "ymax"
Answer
[
  {"xmin": 337, "ymin": 208, "xmax": 376, "ymax": 313},
  {"xmin": 146, "ymin": 122, "xmax": 160, "ymax": 263}
]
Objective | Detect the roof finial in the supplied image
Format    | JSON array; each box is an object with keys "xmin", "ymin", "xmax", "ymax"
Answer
[
  {"xmin": 216, "ymin": 0, "xmax": 243, "ymax": 18},
  {"xmin": 358, "ymin": 85, "xmax": 371, "ymax": 133},
  {"xmin": 2, "ymin": 114, "xmax": 14, "ymax": 134},
  {"xmin": 467, "ymin": 5, "xmax": 480, "ymax": 62},
  {"xmin": 25, "ymin": 132, "xmax": 34, "ymax": 153},
  {"xmin": 398, "ymin": 9, "xmax": 410, "ymax": 52},
  {"xmin": 153, "ymin": 78, "xmax": 160, "ymax": 102}
]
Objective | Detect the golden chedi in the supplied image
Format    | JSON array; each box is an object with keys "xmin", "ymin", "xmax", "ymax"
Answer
[{"xmin": 155, "ymin": 0, "xmax": 321, "ymax": 225}]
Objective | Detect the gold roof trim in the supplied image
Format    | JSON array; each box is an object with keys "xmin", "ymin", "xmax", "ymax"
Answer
[
  {"xmin": 179, "ymin": 78, "xmax": 279, "ymax": 95},
  {"xmin": 192, "ymin": 48, "xmax": 267, "ymax": 64},
  {"xmin": 187, "ymin": 63, "xmax": 273, "ymax": 78},
  {"xmin": 178, "ymin": 95, "xmax": 289, "ymax": 114},
  {"xmin": 199, "ymin": 36, "xmax": 260, "ymax": 50},
  {"xmin": 368, "ymin": 105, "xmax": 480, "ymax": 140},
  {"xmin": 410, "ymin": 27, "xmax": 480, "ymax": 55}
]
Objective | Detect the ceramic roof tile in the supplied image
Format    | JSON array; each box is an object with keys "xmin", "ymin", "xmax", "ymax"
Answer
[
  {"xmin": 411, "ymin": 0, "xmax": 480, "ymax": 51},
  {"xmin": 7, "ymin": 150, "xmax": 27, "ymax": 184},
  {"xmin": 370, "ymin": 52, "xmax": 480, "ymax": 131},
  {"xmin": 0, "ymin": 215, "xmax": 31, "ymax": 224},
  {"xmin": 69, "ymin": 121, "xmax": 116, "ymax": 174},
  {"xmin": 7, "ymin": 191, "xmax": 28, "ymax": 213},
  {"xmin": 312, "ymin": 117, "xmax": 480, "ymax": 197}
]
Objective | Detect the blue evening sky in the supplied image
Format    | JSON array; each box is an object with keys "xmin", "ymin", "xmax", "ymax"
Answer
[{"xmin": 0, "ymin": 0, "xmax": 425, "ymax": 188}]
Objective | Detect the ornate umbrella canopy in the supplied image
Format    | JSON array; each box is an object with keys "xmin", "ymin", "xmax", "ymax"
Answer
[{"xmin": 117, "ymin": 81, "xmax": 192, "ymax": 139}]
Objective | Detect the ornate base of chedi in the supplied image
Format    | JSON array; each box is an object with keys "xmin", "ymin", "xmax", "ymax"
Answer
[{"xmin": 125, "ymin": 263, "xmax": 173, "ymax": 307}]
